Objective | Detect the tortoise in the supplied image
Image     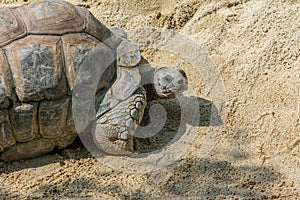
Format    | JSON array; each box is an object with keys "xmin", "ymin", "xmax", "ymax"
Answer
[{"xmin": 0, "ymin": 0, "xmax": 188, "ymax": 161}]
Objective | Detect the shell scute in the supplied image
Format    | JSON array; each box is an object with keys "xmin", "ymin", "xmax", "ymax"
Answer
[
  {"xmin": 16, "ymin": 0, "xmax": 85, "ymax": 35},
  {"xmin": 0, "ymin": 8, "xmax": 26, "ymax": 47},
  {"xmin": 5, "ymin": 35, "xmax": 67, "ymax": 102}
]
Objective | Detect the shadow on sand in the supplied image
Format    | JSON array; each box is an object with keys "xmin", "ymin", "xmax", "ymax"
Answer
[{"xmin": 134, "ymin": 95, "xmax": 223, "ymax": 153}]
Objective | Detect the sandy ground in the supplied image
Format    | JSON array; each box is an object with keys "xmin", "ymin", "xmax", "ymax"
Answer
[{"xmin": 0, "ymin": 0, "xmax": 299, "ymax": 199}]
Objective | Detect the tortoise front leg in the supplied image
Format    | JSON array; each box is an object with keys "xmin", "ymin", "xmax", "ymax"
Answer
[{"xmin": 94, "ymin": 87, "xmax": 146, "ymax": 154}]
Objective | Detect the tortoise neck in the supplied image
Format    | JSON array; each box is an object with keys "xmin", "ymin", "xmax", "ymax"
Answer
[
  {"xmin": 144, "ymin": 83, "xmax": 159, "ymax": 101},
  {"xmin": 140, "ymin": 67, "xmax": 155, "ymax": 85},
  {"xmin": 140, "ymin": 66, "xmax": 160, "ymax": 101}
]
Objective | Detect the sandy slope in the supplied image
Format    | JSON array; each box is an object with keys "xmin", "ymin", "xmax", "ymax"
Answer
[{"xmin": 0, "ymin": 0, "xmax": 299, "ymax": 199}]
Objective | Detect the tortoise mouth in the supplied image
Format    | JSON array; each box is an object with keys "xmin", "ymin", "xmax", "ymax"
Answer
[
  {"xmin": 156, "ymin": 86, "xmax": 176, "ymax": 98},
  {"xmin": 155, "ymin": 81, "xmax": 187, "ymax": 99}
]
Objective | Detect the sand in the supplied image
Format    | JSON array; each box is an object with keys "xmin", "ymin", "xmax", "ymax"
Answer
[{"xmin": 0, "ymin": 0, "xmax": 299, "ymax": 199}]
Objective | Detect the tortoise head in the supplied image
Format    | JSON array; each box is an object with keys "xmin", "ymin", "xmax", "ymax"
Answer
[{"xmin": 153, "ymin": 67, "xmax": 188, "ymax": 99}]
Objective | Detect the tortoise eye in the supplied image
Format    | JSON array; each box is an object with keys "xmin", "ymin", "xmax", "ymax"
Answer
[
  {"xmin": 163, "ymin": 74, "xmax": 172, "ymax": 82},
  {"xmin": 178, "ymin": 69, "xmax": 187, "ymax": 79}
]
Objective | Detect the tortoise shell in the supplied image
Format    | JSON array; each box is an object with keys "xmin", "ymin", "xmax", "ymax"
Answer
[{"xmin": 0, "ymin": 0, "xmax": 120, "ymax": 161}]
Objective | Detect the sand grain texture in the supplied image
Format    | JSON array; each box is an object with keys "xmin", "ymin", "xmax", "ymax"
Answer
[{"xmin": 0, "ymin": 0, "xmax": 299, "ymax": 199}]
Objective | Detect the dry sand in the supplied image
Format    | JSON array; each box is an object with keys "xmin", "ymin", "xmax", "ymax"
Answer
[{"xmin": 0, "ymin": 0, "xmax": 299, "ymax": 199}]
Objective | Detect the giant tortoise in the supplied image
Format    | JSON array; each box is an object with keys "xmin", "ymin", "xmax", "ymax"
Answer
[{"xmin": 0, "ymin": 0, "xmax": 188, "ymax": 161}]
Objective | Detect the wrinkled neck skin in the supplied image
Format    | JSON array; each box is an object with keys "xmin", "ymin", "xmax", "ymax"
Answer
[
  {"xmin": 139, "ymin": 66, "xmax": 157, "ymax": 101},
  {"xmin": 143, "ymin": 83, "xmax": 159, "ymax": 101}
]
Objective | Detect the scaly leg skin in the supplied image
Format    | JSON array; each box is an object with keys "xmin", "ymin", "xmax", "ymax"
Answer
[{"xmin": 94, "ymin": 87, "xmax": 147, "ymax": 154}]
